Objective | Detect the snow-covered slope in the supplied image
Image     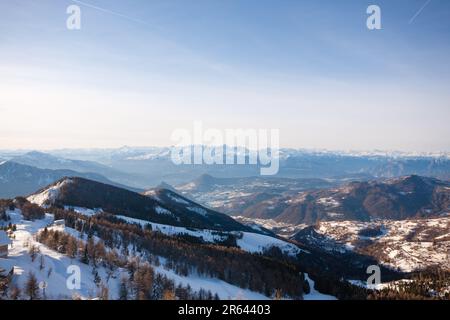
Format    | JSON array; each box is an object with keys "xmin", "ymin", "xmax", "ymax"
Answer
[
  {"xmin": 0, "ymin": 210, "xmax": 123, "ymax": 299},
  {"xmin": 0, "ymin": 210, "xmax": 277, "ymax": 300},
  {"xmin": 236, "ymin": 232, "xmax": 303, "ymax": 256},
  {"xmin": 27, "ymin": 179, "xmax": 73, "ymax": 207},
  {"xmin": 116, "ymin": 215, "xmax": 231, "ymax": 243},
  {"xmin": 110, "ymin": 214, "xmax": 304, "ymax": 256},
  {"xmin": 154, "ymin": 266, "xmax": 269, "ymax": 300}
]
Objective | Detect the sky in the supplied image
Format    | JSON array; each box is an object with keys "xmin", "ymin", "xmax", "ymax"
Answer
[{"xmin": 0, "ymin": 0, "xmax": 449, "ymax": 152}]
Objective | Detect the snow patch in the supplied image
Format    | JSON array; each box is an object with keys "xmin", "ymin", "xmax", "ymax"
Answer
[
  {"xmin": 167, "ymin": 193, "xmax": 190, "ymax": 205},
  {"xmin": 116, "ymin": 215, "xmax": 229, "ymax": 243},
  {"xmin": 154, "ymin": 206, "xmax": 173, "ymax": 217},
  {"xmin": 64, "ymin": 206, "xmax": 103, "ymax": 216},
  {"xmin": 303, "ymin": 273, "xmax": 337, "ymax": 300},
  {"xmin": 236, "ymin": 232, "xmax": 305, "ymax": 256},
  {"xmin": 187, "ymin": 206, "xmax": 208, "ymax": 217},
  {"xmin": 27, "ymin": 179, "xmax": 73, "ymax": 207}
]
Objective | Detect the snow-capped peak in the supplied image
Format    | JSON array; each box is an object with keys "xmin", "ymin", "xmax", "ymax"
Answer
[{"xmin": 27, "ymin": 178, "xmax": 73, "ymax": 206}]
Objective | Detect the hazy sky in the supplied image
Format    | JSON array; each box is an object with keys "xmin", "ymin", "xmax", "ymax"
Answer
[{"xmin": 1, "ymin": 0, "xmax": 449, "ymax": 151}]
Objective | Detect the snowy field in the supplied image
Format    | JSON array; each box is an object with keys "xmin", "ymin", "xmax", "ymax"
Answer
[
  {"xmin": 0, "ymin": 210, "xmax": 123, "ymax": 299},
  {"xmin": 1, "ymin": 210, "xmax": 320, "ymax": 300}
]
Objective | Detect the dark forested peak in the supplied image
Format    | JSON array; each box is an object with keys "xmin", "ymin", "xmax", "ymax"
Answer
[{"xmin": 28, "ymin": 177, "xmax": 252, "ymax": 232}]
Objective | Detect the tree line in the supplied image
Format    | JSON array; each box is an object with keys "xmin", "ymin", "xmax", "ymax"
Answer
[{"xmin": 47, "ymin": 207, "xmax": 305, "ymax": 299}]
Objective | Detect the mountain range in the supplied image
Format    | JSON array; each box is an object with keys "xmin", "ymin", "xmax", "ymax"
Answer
[
  {"xmin": 221, "ymin": 175, "xmax": 450, "ymax": 225},
  {"xmin": 0, "ymin": 161, "xmax": 141, "ymax": 198},
  {"xmin": 2, "ymin": 148, "xmax": 449, "ymax": 188},
  {"xmin": 10, "ymin": 151, "xmax": 149, "ymax": 189},
  {"xmin": 1, "ymin": 167, "xmax": 449, "ymax": 300}
]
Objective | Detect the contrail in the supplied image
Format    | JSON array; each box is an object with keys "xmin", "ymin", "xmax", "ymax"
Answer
[
  {"xmin": 71, "ymin": 0, "xmax": 151, "ymax": 27},
  {"xmin": 409, "ymin": 0, "xmax": 433, "ymax": 24}
]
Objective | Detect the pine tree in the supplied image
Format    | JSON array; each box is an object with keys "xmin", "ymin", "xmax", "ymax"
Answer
[
  {"xmin": 87, "ymin": 237, "xmax": 96, "ymax": 265},
  {"xmin": 29, "ymin": 245, "xmax": 39, "ymax": 262},
  {"xmin": 81, "ymin": 244, "xmax": 89, "ymax": 264},
  {"xmin": 274, "ymin": 289, "xmax": 283, "ymax": 300},
  {"xmin": 39, "ymin": 255, "xmax": 45, "ymax": 271},
  {"xmin": 119, "ymin": 277, "xmax": 129, "ymax": 300},
  {"xmin": 24, "ymin": 272, "xmax": 39, "ymax": 300},
  {"xmin": 134, "ymin": 266, "xmax": 153, "ymax": 300},
  {"xmin": 98, "ymin": 283, "xmax": 109, "ymax": 300},
  {"xmin": 94, "ymin": 241, "xmax": 106, "ymax": 266},
  {"xmin": 67, "ymin": 236, "xmax": 78, "ymax": 260},
  {"xmin": 93, "ymin": 268, "xmax": 101, "ymax": 287},
  {"xmin": 151, "ymin": 274, "xmax": 164, "ymax": 300},
  {"xmin": 10, "ymin": 286, "xmax": 21, "ymax": 300},
  {"xmin": 162, "ymin": 289, "xmax": 176, "ymax": 300}
]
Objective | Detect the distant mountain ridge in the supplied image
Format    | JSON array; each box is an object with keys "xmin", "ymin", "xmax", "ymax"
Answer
[
  {"xmin": 11, "ymin": 151, "xmax": 149, "ymax": 188},
  {"xmin": 0, "ymin": 161, "xmax": 141, "ymax": 198},
  {"xmin": 2, "ymin": 148, "xmax": 450, "ymax": 186},
  {"xmin": 13, "ymin": 151, "xmax": 115, "ymax": 173},
  {"xmin": 230, "ymin": 175, "xmax": 450, "ymax": 225}
]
